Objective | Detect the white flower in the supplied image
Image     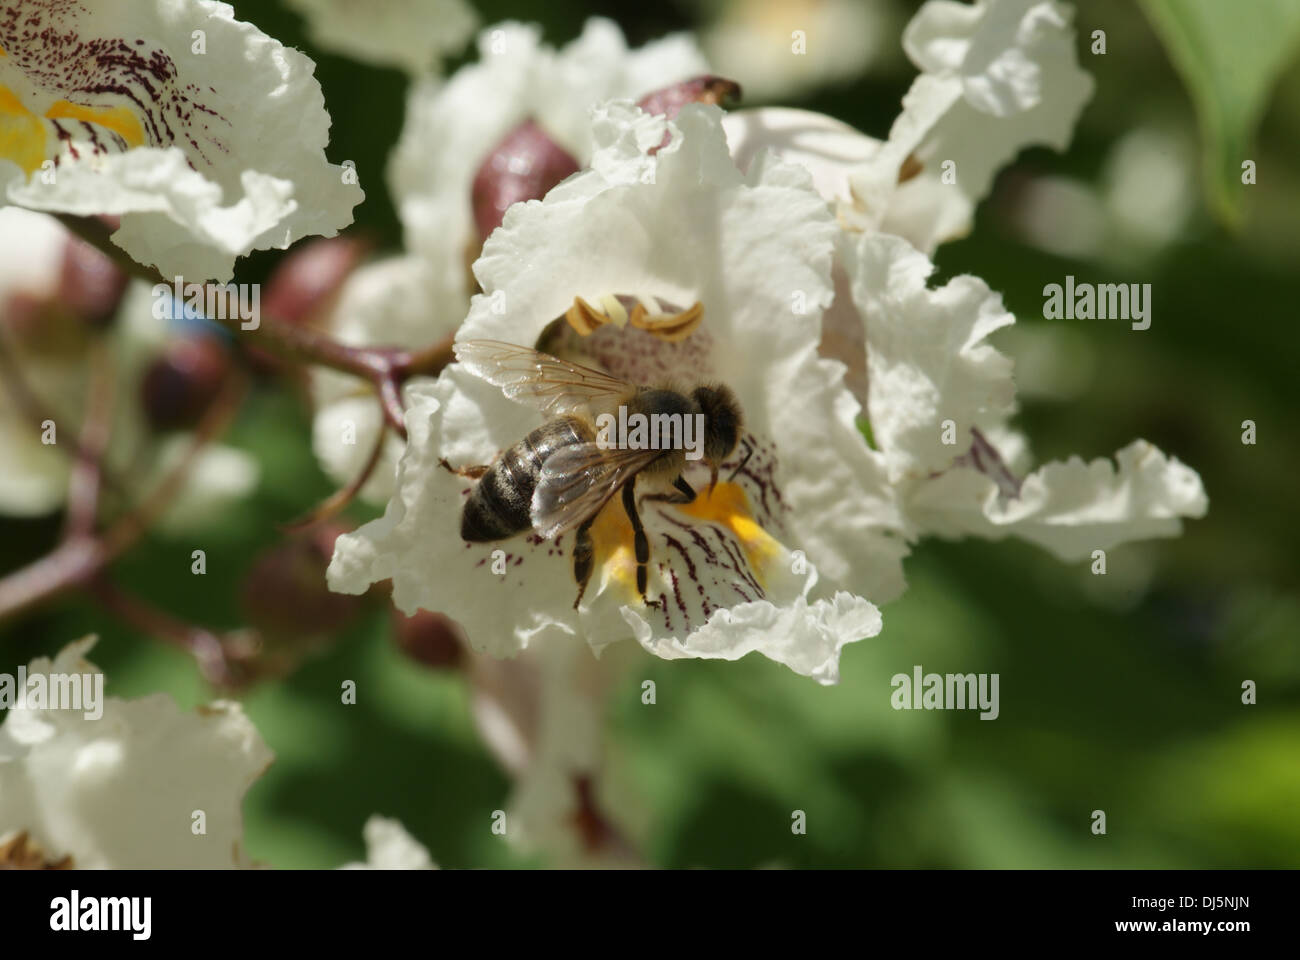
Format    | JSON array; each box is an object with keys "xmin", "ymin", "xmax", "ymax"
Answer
[
  {"xmin": 389, "ymin": 18, "xmax": 708, "ymax": 306},
  {"xmin": 840, "ymin": 232, "xmax": 1208, "ymax": 563},
  {"xmin": 721, "ymin": 12, "xmax": 1203, "ymax": 587},
  {"xmin": 722, "ymin": 0, "xmax": 1094, "ymax": 255},
  {"xmin": 285, "ymin": 0, "xmax": 478, "ymax": 74},
  {"xmin": 339, "ymin": 816, "xmax": 438, "ymax": 869},
  {"xmin": 848, "ymin": 0, "xmax": 1094, "ymax": 252},
  {"xmin": 0, "ymin": 638, "xmax": 273, "ymax": 868},
  {"xmin": 329, "ymin": 102, "xmax": 888, "ymax": 684},
  {"xmin": 315, "ymin": 18, "xmax": 710, "ymax": 503},
  {"xmin": 0, "ymin": 0, "xmax": 362, "ymax": 282},
  {"xmin": 0, "ymin": 638, "xmax": 433, "ymax": 869},
  {"xmin": 467, "ymin": 635, "xmax": 642, "ymax": 867},
  {"xmin": 702, "ymin": 0, "xmax": 899, "ymax": 101}
]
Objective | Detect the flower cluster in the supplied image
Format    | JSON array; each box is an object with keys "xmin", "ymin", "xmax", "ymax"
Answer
[{"xmin": 0, "ymin": 0, "xmax": 1212, "ymax": 870}]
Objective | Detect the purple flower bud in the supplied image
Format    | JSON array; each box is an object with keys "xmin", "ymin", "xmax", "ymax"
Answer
[
  {"xmin": 263, "ymin": 235, "xmax": 369, "ymax": 327},
  {"xmin": 471, "ymin": 120, "xmax": 580, "ymax": 244},
  {"xmin": 58, "ymin": 236, "xmax": 128, "ymax": 329},
  {"xmin": 140, "ymin": 335, "xmax": 231, "ymax": 432},
  {"xmin": 240, "ymin": 524, "xmax": 365, "ymax": 667},
  {"xmin": 636, "ymin": 75, "xmax": 742, "ymax": 120},
  {"xmin": 393, "ymin": 609, "xmax": 463, "ymax": 670}
]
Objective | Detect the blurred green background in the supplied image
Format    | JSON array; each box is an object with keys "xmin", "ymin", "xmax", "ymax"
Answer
[{"xmin": 2, "ymin": 0, "xmax": 1298, "ymax": 868}]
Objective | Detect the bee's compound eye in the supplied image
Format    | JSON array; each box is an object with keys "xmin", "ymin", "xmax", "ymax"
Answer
[{"xmin": 692, "ymin": 385, "xmax": 742, "ymax": 462}]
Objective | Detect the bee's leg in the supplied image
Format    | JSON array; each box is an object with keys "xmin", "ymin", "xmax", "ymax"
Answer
[
  {"xmin": 671, "ymin": 475, "xmax": 697, "ymax": 503},
  {"xmin": 572, "ymin": 515, "xmax": 597, "ymax": 609},
  {"xmin": 726, "ymin": 439, "xmax": 754, "ymax": 482},
  {"xmin": 622, "ymin": 477, "xmax": 651, "ymax": 603},
  {"xmin": 438, "ymin": 458, "xmax": 489, "ymax": 479},
  {"xmin": 641, "ymin": 474, "xmax": 697, "ymax": 505}
]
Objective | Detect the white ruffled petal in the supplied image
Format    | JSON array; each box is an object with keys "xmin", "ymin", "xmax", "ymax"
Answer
[
  {"xmin": 845, "ymin": 223, "xmax": 1207, "ymax": 562},
  {"xmin": 907, "ymin": 440, "xmax": 1209, "ymax": 559},
  {"xmin": 0, "ymin": 0, "xmax": 362, "ymax": 282},
  {"xmin": 627, "ymin": 591, "xmax": 881, "ymax": 686},
  {"xmin": 537, "ymin": 18, "xmax": 709, "ymax": 160},
  {"xmin": 0, "ymin": 638, "xmax": 273, "ymax": 869},
  {"xmin": 388, "ymin": 22, "xmax": 551, "ymax": 301},
  {"xmin": 389, "ymin": 18, "xmax": 707, "ymax": 305},
  {"xmin": 847, "ymin": 0, "xmax": 1094, "ymax": 253},
  {"xmin": 722, "ymin": 107, "xmax": 882, "ymax": 210},
  {"xmin": 845, "ymin": 231, "xmax": 1016, "ymax": 483}
]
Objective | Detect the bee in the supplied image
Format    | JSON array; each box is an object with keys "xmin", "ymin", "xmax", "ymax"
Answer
[{"xmin": 444, "ymin": 340, "xmax": 747, "ymax": 607}]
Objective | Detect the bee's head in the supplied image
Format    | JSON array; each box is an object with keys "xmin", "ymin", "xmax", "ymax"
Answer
[{"xmin": 691, "ymin": 384, "xmax": 742, "ymax": 493}]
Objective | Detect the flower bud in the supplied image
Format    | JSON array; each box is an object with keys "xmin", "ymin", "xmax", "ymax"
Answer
[
  {"xmin": 636, "ymin": 75, "xmax": 742, "ymax": 120},
  {"xmin": 637, "ymin": 76, "xmax": 742, "ymax": 154},
  {"xmin": 239, "ymin": 524, "xmax": 365, "ymax": 675},
  {"xmin": 392, "ymin": 609, "xmax": 463, "ymax": 670},
  {"xmin": 140, "ymin": 335, "xmax": 231, "ymax": 432},
  {"xmin": 471, "ymin": 120, "xmax": 580, "ymax": 245},
  {"xmin": 262, "ymin": 235, "xmax": 369, "ymax": 327},
  {"xmin": 59, "ymin": 235, "xmax": 128, "ymax": 329}
]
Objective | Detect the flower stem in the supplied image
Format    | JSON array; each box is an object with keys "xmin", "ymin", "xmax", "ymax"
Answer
[{"xmin": 0, "ymin": 371, "xmax": 245, "ymax": 620}]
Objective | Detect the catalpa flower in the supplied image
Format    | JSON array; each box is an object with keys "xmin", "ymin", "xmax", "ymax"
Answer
[
  {"xmin": 312, "ymin": 18, "xmax": 711, "ymax": 502},
  {"xmin": 0, "ymin": 637, "xmax": 434, "ymax": 869},
  {"xmin": 719, "ymin": 0, "xmax": 1205, "ymax": 576},
  {"xmin": 724, "ymin": 0, "xmax": 1095, "ymax": 255},
  {"xmin": 467, "ymin": 635, "xmax": 643, "ymax": 867},
  {"xmin": 0, "ymin": 0, "xmax": 362, "ymax": 282},
  {"xmin": 840, "ymin": 232, "xmax": 1207, "ymax": 568},
  {"xmin": 389, "ymin": 18, "xmax": 709, "ymax": 306},
  {"xmin": 329, "ymin": 102, "xmax": 889, "ymax": 684},
  {"xmin": 0, "ymin": 637, "xmax": 272, "ymax": 869},
  {"xmin": 285, "ymin": 0, "xmax": 478, "ymax": 74}
]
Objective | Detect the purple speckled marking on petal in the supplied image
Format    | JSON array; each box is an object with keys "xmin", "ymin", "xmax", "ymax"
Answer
[{"xmin": 0, "ymin": 1, "xmax": 231, "ymax": 169}]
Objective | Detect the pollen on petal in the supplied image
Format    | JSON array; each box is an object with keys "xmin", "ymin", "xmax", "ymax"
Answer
[
  {"xmin": 46, "ymin": 100, "xmax": 145, "ymax": 149},
  {"xmin": 0, "ymin": 84, "xmax": 47, "ymax": 173},
  {"xmin": 589, "ymin": 479, "xmax": 782, "ymax": 608},
  {"xmin": 674, "ymin": 481, "xmax": 782, "ymax": 588}
]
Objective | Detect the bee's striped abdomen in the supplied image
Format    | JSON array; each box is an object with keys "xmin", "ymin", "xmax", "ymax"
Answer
[{"xmin": 460, "ymin": 416, "xmax": 593, "ymax": 542}]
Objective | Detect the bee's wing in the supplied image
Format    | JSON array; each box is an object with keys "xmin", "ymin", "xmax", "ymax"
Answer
[
  {"xmin": 531, "ymin": 443, "xmax": 663, "ymax": 539},
  {"xmin": 454, "ymin": 339, "xmax": 633, "ymax": 415}
]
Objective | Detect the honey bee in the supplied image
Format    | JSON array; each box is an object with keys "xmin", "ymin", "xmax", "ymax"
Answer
[{"xmin": 444, "ymin": 340, "xmax": 747, "ymax": 607}]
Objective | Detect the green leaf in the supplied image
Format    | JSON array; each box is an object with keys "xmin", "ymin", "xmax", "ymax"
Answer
[{"xmin": 1141, "ymin": 0, "xmax": 1300, "ymax": 226}]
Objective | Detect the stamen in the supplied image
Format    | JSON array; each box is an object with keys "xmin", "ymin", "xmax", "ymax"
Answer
[{"xmin": 564, "ymin": 295, "xmax": 704, "ymax": 342}]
